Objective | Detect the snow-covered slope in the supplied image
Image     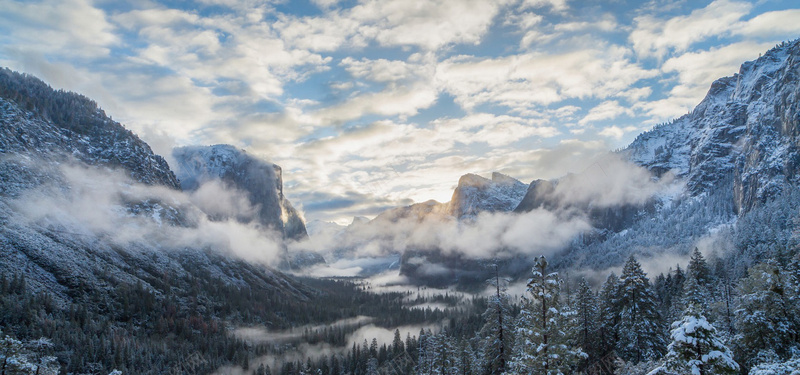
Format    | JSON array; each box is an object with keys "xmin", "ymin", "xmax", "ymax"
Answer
[
  {"xmin": 0, "ymin": 69, "xmax": 179, "ymax": 193},
  {"xmin": 554, "ymin": 40, "xmax": 800, "ymax": 271},
  {"xmin": 0, "ymin": 68, "xmax": 313, "ymax": 307},
  {"xmin": 627, "ymin": 40, "xmax": 800, "ymax": 213}
]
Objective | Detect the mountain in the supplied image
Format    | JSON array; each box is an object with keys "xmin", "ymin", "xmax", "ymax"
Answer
[
  {"xmin": 368, "ymin": 172, "xmax": 527, "ymax": 225},
  {"xmin": 306, "ymin": 219, "xmax": 346, "ymax": 237},
  {"xmin": 0, "ymin": 68, "xmax": 328, "ymax": 373},
  {"xmin": 447, "ymin": 172, "xmax": 528, "ymax": 220},
  {"xmin": 172, "ymin": 145, "xmax": 324, "ymax": 269},
  {"xmin": 386, "ymin": 39, "xmax": 800, "ymax": 285},
  {"xmin": 172, "ymin": 144, "xmax": 309, "ymax": 241},
  {"xmin": 628, "ymin": 40, "xmax": 800, "ymax": 214},
  {"xmin": 0, "ymin": 68, "xmax": 179, "ymax": 194},
  {"xmin": 555, "ymin": 40, "xmax": 800, "ymax": 272}
]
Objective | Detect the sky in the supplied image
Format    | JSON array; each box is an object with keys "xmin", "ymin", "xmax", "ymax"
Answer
[{"xmin": 1, "ymin": 0, "xmax": 799, "ymax": 224}]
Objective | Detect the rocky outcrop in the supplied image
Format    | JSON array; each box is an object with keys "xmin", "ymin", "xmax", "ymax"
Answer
[
  {"xmin": 447, "ymin": 172, "xmax": 528, "ymax": 220},
  {"xmin": 627, "ymin": 40, "xmax": 800, "ymax": 214},
  {"xmin": 172, "ymin": 145, "xmax": 309, "ymax": 240}
]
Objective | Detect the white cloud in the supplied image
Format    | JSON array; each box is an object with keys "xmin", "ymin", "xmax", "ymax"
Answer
[
  {"xmin": 598, "ymin": 125, "xmax": 638, "ymax": 140},
  {"xmin": 341, "ymin": 57, "xmax": 422, "ymax": 83},
  {"xmin": 579, "ymin": 100, "xmax": 634, "ymax": 126},
  {"xmin": 115, "ymin": 7, "xmax": 331, "ymax": 100},
  {"xmin": 630, "ymin": 0, "xmax": 753, "ymax": 59},
  {"xmin": 11, "ymin": 162, "xmax": 286, "ymax": 266},
  {"xmin": 553, "ymin": 14, "xmax": 617, "ymax": 33},
  {"xmin": 521, "ymin": 0, "xmax": 569, "ymax": 12},
  {"xmin": 0, "ymin": 0, "xmax": 118, "ymax": 58},
  {"xmin": 733, "ymin": 9, "xmax": 800, "ymax": 39},
  {"xmin": 350, "ymin": 0, "xmax": 509, "ymax": 50},
  {"xmin": 436, "ymin": 46, "xmax": 655, "ymax": 112},
  {"xmin": 276, "ymin": 0, "xmax": 510, "ymax": 52},
  {"xmin": 313, "ymin": 84, "xmax": 438, "ymax": 124}
]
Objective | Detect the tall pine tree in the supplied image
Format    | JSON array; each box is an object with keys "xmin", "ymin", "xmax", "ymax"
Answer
[
  {"xmin": 575, "ymin": 277, "xmax": 598, "ymax": 360},
  {"xmin": 616, "ymin": 255, "xmax": 666, "ymax": 364},
  {"xmin": 734, "ymin": 261, "xmax": 800, "ymax": 369},
  {"xmin": 508, "ymin": 256, "xmax": 585, "ymax": 375},
  {"xmin": 597, "ymin": 273, "xmax": 620, "ymax": 358},
  {"xmin": 478, "ymin": 265, "xmax": 514, "ymax": 375}
]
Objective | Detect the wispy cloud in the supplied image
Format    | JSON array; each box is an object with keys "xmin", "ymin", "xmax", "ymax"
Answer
[{"xmin": 1, "ymin": 0, "xmax": 796, "ymax": 222}]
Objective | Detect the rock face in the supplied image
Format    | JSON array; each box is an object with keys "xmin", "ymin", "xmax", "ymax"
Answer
[
  {"xmin": 513, "ymin": 177, "xmax": 654, "ymax": 233},
  {"xmin": 447, "ymin": 172, "xmax": 528, "ymax": 220},
  {"xmin": 627, "ymin": 40, "xmax": 800, "ymax": 214},
  {"xmin": 172, "ymin": 145, "xmax": 308, "ymax": 241}
]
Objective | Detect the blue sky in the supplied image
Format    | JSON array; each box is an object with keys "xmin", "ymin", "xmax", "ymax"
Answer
[{"xmin": 1, "ymin": 0, "xmax": 799, "ymax": 223}]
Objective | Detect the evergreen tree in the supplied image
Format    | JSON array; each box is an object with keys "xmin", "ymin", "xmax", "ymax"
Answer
[
  {"xmin": 733, "ymin": 261, "xmax": 800, "ymax": 368},
  {"xmin": 681, "ymin": 274, "xmax": 709, "ymax": 312},
  {"xmin": 616, "ymin": 256, "xmax": 666, "ymax": 364},
  {"xmin": 478, "ymin": 265, "xmax": 514, "ymax": 375},
  {"xmin": 508, "ymin": 256, "xmax": 584, "ymax": 375},
  {"xmin": 574, "ymin": 278, "xmax": 598, "ymax": 359},
  {"xmin": 687, "ymin": 248, "xmax": 712, "ymax": 286},
  {"xmin": 659, "ymin": 305, "xmax": 739, "ymax": 375},
  {"xmin": 392, "ymin": 329, "xmax": 405, "ymax": 356},
  {"xmin": 366, "ymin": 358, "xmax": 379, "ymax": 375},
  {"xmin": 597, "ymin": 273, "xmax": 620, "ymax": 358},
  {"xmin": 456, "ymin": 339, "xmax": 476, "ymax": 375}
]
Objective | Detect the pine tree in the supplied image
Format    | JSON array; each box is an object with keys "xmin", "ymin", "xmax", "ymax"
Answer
[
  {"xmin": 366, "ymin": 358, "xmax": 379, "ymax": 375},
  {"xmin": 508, "ymin": 256, "xmax": 585, "ymax": 375},
  {"xmin": 659, "ymin": 304, "xmax": 739, "ymax": 375},
  {"xmin": 687, "ymin": 248, "xmax": 712, "ymax": 286},
  {"xmin": 575, "ymin": 278, "xmax": 598, "ymax": 359},
  {"xmin": 734, "ymin": 261, "xmax": 800, "ymax": 368},
  {"xmin": 681, "ymin": 274, "xmax": 709, "ymax": 312},
  {"xmin": 597, "ymin": 273, "xmax": 620, "ymax": 358},
  {"xmin": 478, "ymin": 265, "xmax": 514, "ymax": 375},
  {"xmin": 616, "ymin": 255, "xmax": 666, "ymax": 364},
  {"xmin": 456, "ymin": 339, "xmax": 476, "ymax": 375},
  {"xmin": 393, "ymin": 329, "xmax": 405, "ymax": 357}
]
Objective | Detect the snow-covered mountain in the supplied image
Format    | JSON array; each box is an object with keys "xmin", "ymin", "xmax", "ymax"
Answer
[
  {"xmin": 556, "ymin": 40, "xmax": 800, "ymax": 272},
  {"xmin": 628, "ymin": 40, "xmax": 800, "ymax": 214},
  {"xmin": 0, "ymin": 68, "xmax": 312, "ymax": 307},
  {"xmin": 447, "ymin": 172, "xmax": 528, "ymax": 220},
  {"xmin": 173, "ymin": 144, "xmax": 308, "ymax": 241},
  {"xmin": 0, "ymin": 68, "xmax": 179, "ymax": 193},
  {"xmin": 369, "ymin": 39, "xmax": 800, "ymax": 285}
]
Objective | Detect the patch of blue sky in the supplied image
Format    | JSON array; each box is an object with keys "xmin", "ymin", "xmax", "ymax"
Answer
[
  {"xmin": 282, "ymin": 69, "xmax": 341, "ymax": 104},
  {"xmin": 273, "ymin": 0, "xmax": 327, "ymax": 18},
  {"xmin": 449, "ymin": 17, "xmax": 524, "ymax": 58},
  {"xmin": 408, "ymin": 93, "xmax": 466, "ymax": 126},
  {"xmin": 343, "ymin": 44, "xmax": 413, "ymax": 64}
]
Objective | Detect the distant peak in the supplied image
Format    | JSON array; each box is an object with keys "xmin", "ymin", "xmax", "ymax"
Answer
[
  {"xmin": 457, "ymin": 173, "xmax": 491, "ymax": 188},
  {"xmin": 491, "ymin": 172, "xmax": 522, "ymax": 185},
  {"xmin": 351, "ymin": 216, "xmax": 369, "ymax": 225}
]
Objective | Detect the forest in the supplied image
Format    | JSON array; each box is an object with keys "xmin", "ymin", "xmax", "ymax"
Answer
[{"xmin": 2, "ymin": 195, "xmax": 800, "ymax": 375}]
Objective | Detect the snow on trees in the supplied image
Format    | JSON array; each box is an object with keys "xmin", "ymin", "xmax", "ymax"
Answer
[
  {"xmin": 656, "ymin": 305, "xmax": 739, "ymax": 375},
  {"xmin": 478, "ymin": 265, "xmax": 514, "ymax": 375},
  {"xmin": 616, "ymin": 255, "xmax": 666, "ymax": 364},
  {"xmin": 507, "ymin": 256, "xmax": 585, "ymax": 375},
  {"xmin": 733, "ymin": 261, "xmax": 800, "ymax": 369}
]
